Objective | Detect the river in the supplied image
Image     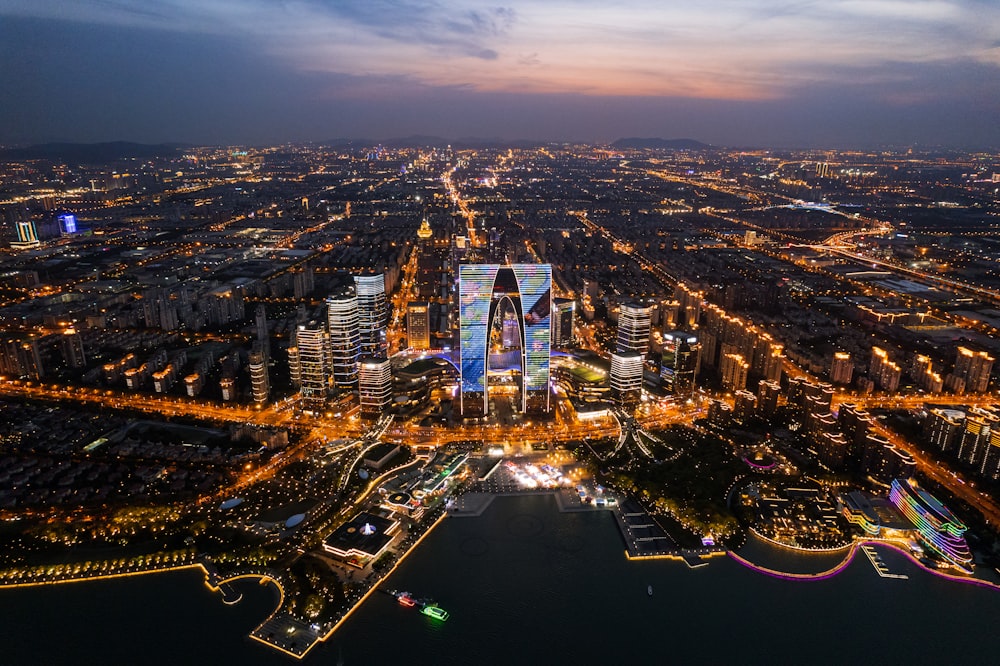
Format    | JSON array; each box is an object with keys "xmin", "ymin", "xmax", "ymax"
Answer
[{"xmin": 2, "ymin": 494, "xmax": 999, "ymax": 665}]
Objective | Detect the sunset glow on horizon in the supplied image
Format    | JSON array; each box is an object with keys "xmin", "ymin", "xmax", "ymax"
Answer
[{"xmin": 2, "ymin": 0, "xmax": 999, "ymax": 145}]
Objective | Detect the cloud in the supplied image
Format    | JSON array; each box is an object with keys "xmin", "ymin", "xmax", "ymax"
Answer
[{"xmin": 1, "ymin": 0, "xmax": 998, "ymax": 101}]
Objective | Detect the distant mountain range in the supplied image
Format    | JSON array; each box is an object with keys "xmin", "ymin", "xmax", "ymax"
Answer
[
  {"xmin": 609, "ymin": 137, "xmax": 710, "ymax": 150},
  {"xmin": 320, "ymin": 136, "xmax": 550, "ymax": 150},
  {"xmin": 323, "ymin": 136, "xmax": 711, "ymax": 150},
  {"xmin": 0, "ymin": 141, "xmax": 185, "ymax": 163}
]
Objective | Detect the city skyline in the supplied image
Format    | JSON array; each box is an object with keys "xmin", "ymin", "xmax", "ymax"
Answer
[{"xmin": 2, "ymin": 1, "xmax": 999, "ymax": 147}]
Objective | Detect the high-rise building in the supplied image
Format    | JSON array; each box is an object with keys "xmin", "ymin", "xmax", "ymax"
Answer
[
  {"xmin": 358, "ymin": 357, "xmax": 393, "ymax": 418},
  {"xmin": 952, "ymin": 347, "xmax": 994, "ymax": 393},
  {"xmin": 458, "ymin": 264, "xmax": 551, "ymax": 417},
  {"xmin": 295, "ymin": 321, "xmax": 329, "ymax": 408},
  {"xmin": 733, "ymin": 390, "xmax": 757, "ymax": 422},
  {"xmin": 869, "ymin": 347, "xmax": 901, "ymax": 393},
  {"xmin": 957, "ymin": 409, "xmax": 996, "ymax": 467},
  {"xmin": 552, "ymin": 298, "xmax": 576, "ymax": 348},
  {"xmin": 830, "ymin": 352, "xmax": 853, "ymax": 385},
  {"xmin": 720, "ymin": 352, "xmax": 749, "ymax": 392},
  {"xmin": 354, "ymin": 274, "xmax": 388, "ymax": 358},
  {"xmin": 912, "ymin": 354, "xmax": 944, "ymax": 393},
  {"xmin": 255, "ymin": 304, "xmax": 269, "ymax": 361},
  {"xmin": 757, "ymin": 379, "xmax": 781, "ymax": 417},
  {"xmin": 327, "ymin": 294, "xmax": 360, "ymax": 389},
  {"xmin": 924, "ymin": 408, "xmax": 965, "ymax": 454},
  {"xmin": 219, "ymin": 377, "xmax": 236, "ymax": 402},
  {"xmin": 979, "ymin": 429, "xmax": 1000, "ymax": 481},
  {"xmin": 610, "ymin": 351, "xmax": 644, "ymax": 407},
  {"xmin": 406, "ymin": 301, "xmax": 431, "ymax": 351},
  {"xmin": 660, "ymin": 331, "xmax": 700, "ymax": 397},
  {"xmin": 616, "ymin": 302, "xmax": 652, "ymax": 355},
  {"xmin": 249, "ymin": 348, "xmax": 270, "ymax": 404},
  {"xmin": 59, "ymin": 329, "xmax": 86, "ymax": 369}
]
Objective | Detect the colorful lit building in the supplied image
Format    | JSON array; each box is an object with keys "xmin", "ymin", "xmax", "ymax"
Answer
[
  {"xmin": 458, "ymin": 263, "xmax": 551, "ymax": 417},
  {"xmin": 889, "ymin": 478, "xmax": 973, "ymax": 572}
]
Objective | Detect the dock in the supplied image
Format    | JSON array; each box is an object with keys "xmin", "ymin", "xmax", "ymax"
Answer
[{"xmin": 861, "ymin": 544, "xmax": 909, "ymax": 580}]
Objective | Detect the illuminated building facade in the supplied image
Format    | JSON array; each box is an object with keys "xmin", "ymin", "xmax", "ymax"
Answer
[
  {"xmin": 830, "ymin": 352, "xmax": 853, "ymax": 385},
  {"xmin": 720, "ymin": 352, "xmax": 749, "ymax": 392},
  {"xmin": 58, "ymin": 213, "xmax": 77, "ymax": 235},
  {"xmin": 616, "ymin": 302, "xmax": 652, "ymax": 355},
  {"xmin": 406, "ymin": 301, "xmax": 431, "ymax": 351},
  {"xmin": 889, "ymin": 478, "xmax": 973, "ymax": 572},
  {"xmin": 11, "ymin": 220, "xmax": 40, "ymax": 249},
  {"xmin": 552, "ymin": 298, "xmax": 575, "ymax": 348},
  {"xmin": 358, "ymin": 358, "xmax": 393, "ymax": 418},
  {"xmin": 952, "ymin": 347, "xmax": 994, "ymax": 393},
  {"xmin": 354, "ymin": 274, "xmax": 388, "ymax": 358},
  {"xmin": 249, "ymin": 348, "xmax": 269, "ymax": 404},
  {"xmin": 610, "ymin": 351, "xmax": 643, "ymax": 407},
  {"xmin": 458, "ymin": 263, "xmax": 551, "ymax": 417},
  {"xmin": 869, "ymin": 347, "xmax": 901, "ymax": 393},
  {"xmin": 661, "ymin": 331, "xmax": 700, "ymax": 397},
  {"xmin": 327, "ymin": 294, "xmax": 360, "ymax": 389},
  {"xmin": 294, "ymin": 321, "xmax": 329, "ymax": 408}
]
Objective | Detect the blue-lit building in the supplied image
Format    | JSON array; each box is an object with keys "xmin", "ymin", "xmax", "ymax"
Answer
[{"xmin": 459, "ymin": 264, "xmax": 551, "ymax": 417}]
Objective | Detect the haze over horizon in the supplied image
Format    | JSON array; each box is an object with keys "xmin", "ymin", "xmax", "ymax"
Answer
[{"xmin": 2, "ymin": 1, "xmax": 999, "ymax": 149}]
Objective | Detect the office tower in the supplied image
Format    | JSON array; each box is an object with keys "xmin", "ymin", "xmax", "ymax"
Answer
[
  {"xmin": 358, "ymin": 357, "xmax": 393, "ymax": 418},
  {"xmin": 830, "ymin": 352, "xmax": 853, "ymax": 385},
  {"xmin": 661, "ymin": 331, "xmax": 700, "ymax": 397},
  {"xmin": 327, "ymin": 294, "xmax": 360, "ymax": 389},
  {"xmin": 552, "ymin": 298, "xmax": 575, "ymax": 348},
  {"xmin": 354, "ymin": 274, "xmax": 388, "ymax": 358},
  {"xmin": 407, "ymin": 301, "xmax": 431, "ymax": 351},
  {"xmin": 952, "ymin": 347, "xmax": 994, "ymax": 393},
  {"xmin": 458, "ymin": 264, "xmax": 551, "ymax": 416},
  {"xmin": 720, "ymin": 352, "xmax": 749, "ymax": 392},
  {"xmin": 295, "ymin": 321, "xmax": 329, "ymax": 407},
  {"xmin": 249, "ymin": 348, "xmax": 270, "ymax": 404},
  {"xmin": 616, "ymin": 301, "xmax": 652, "ymax": 355},
  {"xmin": 610, "ymin": 351, "xmax": 644, "ymax": 407}
]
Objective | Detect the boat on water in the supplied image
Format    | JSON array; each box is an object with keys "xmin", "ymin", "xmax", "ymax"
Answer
[
  {"xmin": 647, "ymin": 585, "xmax": 653, "ymax": 596},
  {"xmin": 421, "ymin": 605, "xmax": 449, "ymax": 621}
]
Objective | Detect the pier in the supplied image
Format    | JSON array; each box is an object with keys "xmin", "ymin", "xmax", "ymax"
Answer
[{"xmin": 861, "ymin": 544, "xmax": 909, "ymax": 580}]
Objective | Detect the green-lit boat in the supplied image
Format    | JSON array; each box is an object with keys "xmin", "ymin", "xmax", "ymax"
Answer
[{"xmin": 421, "ymin": 605, "xmax": 449, "ymax": 621}]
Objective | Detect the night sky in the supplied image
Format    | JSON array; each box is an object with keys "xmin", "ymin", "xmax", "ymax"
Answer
[{"xmin": 2, "ymin": 1, "xmax": 999, "ymax": 147}]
